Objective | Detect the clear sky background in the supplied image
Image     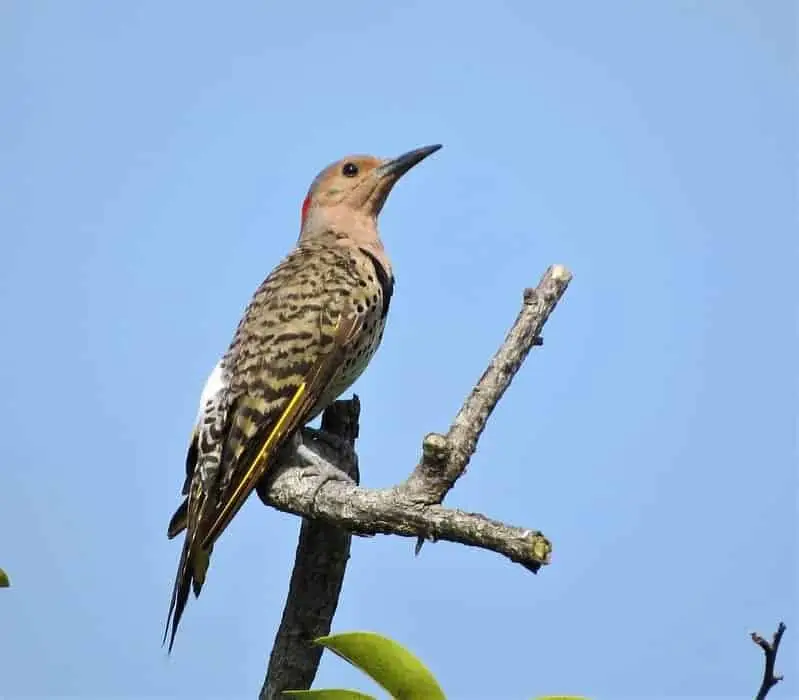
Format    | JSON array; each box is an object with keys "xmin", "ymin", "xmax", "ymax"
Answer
[{"xmin": 1, "ymin": 2, "xmax": 796, "ymax": 698}]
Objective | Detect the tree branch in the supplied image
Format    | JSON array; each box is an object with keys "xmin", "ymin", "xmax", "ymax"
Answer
[
  {"xmin": 267, "ymin": 464, "xmax": 551, "ymax": 572},
  {"xmin": 259, "ymin": 264, "xmax": 572, "ymax": 698},
  {"xmin": 751, "ymin": 622, "xmax": 786, "ymax": 700}
]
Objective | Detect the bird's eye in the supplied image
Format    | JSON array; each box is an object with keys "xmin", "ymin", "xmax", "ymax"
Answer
[{"xmin": 342, "ymin": 162, "xmax": 359, "ymax": 177}]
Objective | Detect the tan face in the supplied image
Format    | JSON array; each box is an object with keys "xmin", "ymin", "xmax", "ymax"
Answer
[
  {"xmin": 302, "ymin": 155, "xmax": 384, "ymax": 222},
  {"xmin": 300, "ymin": 145, "xmax": 442, "ymax": 228}
]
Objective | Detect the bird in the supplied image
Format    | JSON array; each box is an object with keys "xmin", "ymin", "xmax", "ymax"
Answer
[{"xmin": 164, "ymin": 144, "xmax": 442, "ymax": 652}]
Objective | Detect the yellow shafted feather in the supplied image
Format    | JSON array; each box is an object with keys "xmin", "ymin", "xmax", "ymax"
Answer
[{"xmin": 202, "ymin": 380, "xmax": 307, "ymax": 548}]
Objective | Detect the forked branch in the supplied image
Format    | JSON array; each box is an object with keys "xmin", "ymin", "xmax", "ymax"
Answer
[
  {"xmin": 752, "ymin": 622, "xmax": 787, "ymax": 700},
  {"xmin": 259, "ymin": 264, "xmax": 572, "ymax": 699}
]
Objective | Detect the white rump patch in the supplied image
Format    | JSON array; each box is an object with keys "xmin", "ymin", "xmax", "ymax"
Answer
[{"xmin": 195, "ymin": 360, "xmax": 225, "ymax": 425}]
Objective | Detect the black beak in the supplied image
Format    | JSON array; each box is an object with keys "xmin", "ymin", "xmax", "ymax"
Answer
[{"xmin": 377, "ymin": 144, "xmax": 442, "ymax": 180}]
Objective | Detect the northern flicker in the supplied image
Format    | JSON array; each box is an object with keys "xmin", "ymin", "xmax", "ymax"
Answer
[{"xmin": 164, "ymin": 144, "xmax": 441, "ymax": 651}]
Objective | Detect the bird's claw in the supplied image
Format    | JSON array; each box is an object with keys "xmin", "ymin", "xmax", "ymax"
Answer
[
  {"xmin": 303, "ymin": 458, "xmax": 355, "ymax": 509},
  {"xmin": 293, "ymin": 432, "xmax": 356, "ymax": 509}
]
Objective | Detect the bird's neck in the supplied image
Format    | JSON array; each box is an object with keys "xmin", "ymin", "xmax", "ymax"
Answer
[{"xmin": 299, "ymin": 207, "xmax": 393, "ymax": 278}]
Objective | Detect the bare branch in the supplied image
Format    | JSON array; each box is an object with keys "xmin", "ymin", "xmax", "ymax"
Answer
[
  {"xmin": 405, "ymin": 264, "xmax": 573, "ymax": 500},
  {"xmin": 752, "ymin": 622, "xmax": 786, "ymax": 700},
  {"xmin": 259, "ymin": 265, "xmax": 572, "ymax": 697},
  {"xmin": 260, "ymin": 519, "xmax": 351, "ymax": 700},
  {"xmin": 265, "ymin": 463, "xmax": 552, "ymax": 572}
]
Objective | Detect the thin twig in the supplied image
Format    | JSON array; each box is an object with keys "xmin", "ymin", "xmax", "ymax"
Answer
[
  {"xmin": 751, "ymin": 622, "xmax": 786, "ymax": 700},
  {"xmin": 405, "ymin": 264, "xmax": 573, "ymax": 500}
]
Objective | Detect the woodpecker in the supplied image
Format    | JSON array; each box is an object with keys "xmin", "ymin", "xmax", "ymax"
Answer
[{"xmin": 164, "ymin": 144, "xmax": 442, "ymax": 651}]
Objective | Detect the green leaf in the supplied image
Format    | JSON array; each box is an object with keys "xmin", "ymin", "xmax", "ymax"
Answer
[
  {"xmin": 314, "ymin": 631, "xmax": 446, "ymax": 700},
  {"xmin": 283, "ymin": 690, "xmax": 375, "ymax": 699},
  {"xmin": 0, "ymin": 568, "xmax": 9, "ymax": 587}
]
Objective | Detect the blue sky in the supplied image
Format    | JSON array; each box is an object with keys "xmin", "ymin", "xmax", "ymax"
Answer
[{"xmin": 1, "ymin": 2, "xmax": 796, "ymax": 698}]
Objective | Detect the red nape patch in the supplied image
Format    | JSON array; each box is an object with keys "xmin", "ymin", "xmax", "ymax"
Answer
[{"xmin": 301, "ymin": 194, "xmax": 312, "ymax": 224}]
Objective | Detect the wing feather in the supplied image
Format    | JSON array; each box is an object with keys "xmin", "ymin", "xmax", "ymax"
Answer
[{"xmin": 200, "ymin": 312, "xmax": 359, "ymax": 549}]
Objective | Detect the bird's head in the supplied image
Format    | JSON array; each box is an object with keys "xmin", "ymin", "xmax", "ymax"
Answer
[{"xmin": 298, "ymin": 144, "xmax": 441, "ymax": 243}]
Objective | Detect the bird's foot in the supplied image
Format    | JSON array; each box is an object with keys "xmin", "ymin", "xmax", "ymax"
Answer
[
  {"xmin": 299, "ymin": 448, "xmax": 355, "ymax": 509},
  {"xmin": 295, "ymin": 434, "xmax": 356, "ymax": 508}
]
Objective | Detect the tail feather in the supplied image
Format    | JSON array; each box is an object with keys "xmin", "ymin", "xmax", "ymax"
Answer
[
  {"xmin": 190, "ymin": 546, "xmax": 211, "ymax": 596},
  {"xmin": 164, "ymin": 522, "xmax": 213, "ymax": 652},
  {"xmin": 167, "ymin": 499, "xmax": 188, "ymax": 539},
  {"xmin": 164, "ymin": 537, "xmax": 193, "ymax": 653}
]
